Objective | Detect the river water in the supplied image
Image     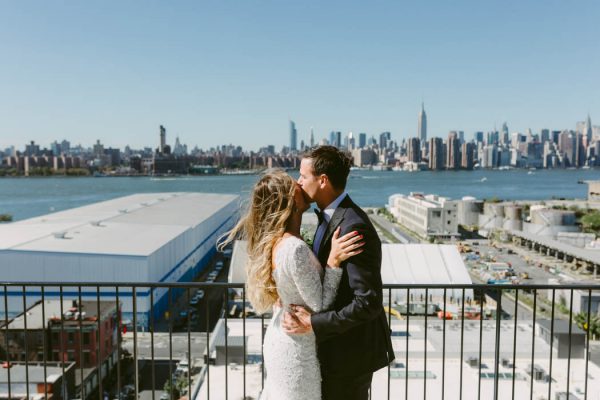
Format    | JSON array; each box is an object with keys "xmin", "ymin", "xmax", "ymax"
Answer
[{"xmin": 0, "ymin": 169, "xmax": 598, "ymax": 221}]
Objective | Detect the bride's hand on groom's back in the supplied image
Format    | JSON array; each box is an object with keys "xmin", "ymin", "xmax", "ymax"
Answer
[{"xmin": 327, "ymin": 227, "xmax": 365, "ymax": 268}]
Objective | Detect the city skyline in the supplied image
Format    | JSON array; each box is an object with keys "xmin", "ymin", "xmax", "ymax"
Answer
[
  {"xmin": 2, "ymin": 112, "xmax": 597, "ymax": 154},
  {"xmin": 1, "ymin": 2, "xmax": 599, "ymax": 150}
]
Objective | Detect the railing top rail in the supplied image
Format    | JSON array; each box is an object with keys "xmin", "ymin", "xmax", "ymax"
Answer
[{"xmin": 1, "ymin": 281, "xmax": 600, "ymax": 290}]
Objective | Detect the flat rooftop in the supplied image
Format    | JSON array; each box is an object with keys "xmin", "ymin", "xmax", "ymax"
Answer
[
  {"xmin": 0, "ymin": 193, "xmax": 239, "ymax": 256},
  {"xmin": 511, "ymin": 229, "xmax": 600, "ymax": 265},
  {"xmin": 4, "ymin": 300, "xmax": 116, "ymax": 330},
  {"xmin": 0, "ymin": 362, "xmax": 72, "ymax": 384},
  {"xmin": 393, "ymin": 193, "xmax": 452, "ymax": 209}
]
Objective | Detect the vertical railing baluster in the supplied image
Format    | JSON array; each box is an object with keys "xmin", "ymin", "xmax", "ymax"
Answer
[
  {"xmin": 206, "ymin": 294, "xmax": 211, "ymax": 399},
  {"xmin": 150, "ymin": 287, "xmax": 155, "ymax": 400},
  {"xmin": 584, "ymin": 288, "xmax": 592, "ymax": 400},
  {"xmin": 547, "ymin": 289, "xmax": 555, "ymax": 399},
  {"xmin": 243, "ymin": 287, "xmax": 247, "ymax": 400},
  {"xmin": 59, "ymin": 286, "xmax": 66, "ymax": 398},
  {"xmin": 224, "ymin": 289, "xmax": 229, "ymax": 400},
  {"xmin": 387, "ymin": 287, "xmax": 392, "ymax": 400},
  {"xmin": 405, "ymin": 288, "xmax": 410, "ymax": 398},
  {"xmin": 41, "ymin": 286, "xmax": 48, "ymax": 400},
  {"xmin": 187, "ymin": 287, "xmax": 192, "ymax": 398},
  {"xmin": 493, "ymin": 288, "xmax": 502, "ymax": 400},
  {"xmin": 22, "ymin": 285, "xmax": 30, "ymax": 400},
  {"xmin": 478, "ymin": 290, "xmax": 483, "ymax": 400},
  {"xmin": 3, "ymin": 285, "xmax": 12, "ymax": 400},
  {"xmin": 96, "ymin": 286, "xmax": 103, "ymax": 400},
  {"xmin": 168, "ymin": 287, "xmax": 173, "ymax": 400},
  {"xmin": 424, "ymin": 288, "xmax": 428, "ymax": 400},
  {"xmin": 78, "ymin": 287, "xmax": 84, "ymax": 399},
  {"xmin": 459, "ymin": 287, "xmax": 465, "ymax": 400},
  {"xmin": 442, "ymin": 288, "xmax": 446, "ymax": 400},
  {"xmin": 511, "ymin": 289, "xmax": 519, "ymax": 400},
  {"xmin": 116, "ymin": 286, "xmax": 121, "ymax": 398},
  {"xmin": 133, "ymin": 286, "xmax": 139, "ymax": 400},
  {"xmin": 529, "ymin": 289, "xmax": 537, "ymax": 400},
  {"xmin": 566, "ymin": 289, "xmax": 574, "ymax": 398}
]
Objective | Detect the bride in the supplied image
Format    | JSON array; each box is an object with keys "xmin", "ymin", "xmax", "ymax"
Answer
[{"xmin": 220, "ymin": 169, "xmax": 364, "ymax": 400}]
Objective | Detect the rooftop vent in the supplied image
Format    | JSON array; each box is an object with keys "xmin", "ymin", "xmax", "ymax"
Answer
[{"xmin": 52, "ymin": 231, "xmax": 69, "ymax": 239}]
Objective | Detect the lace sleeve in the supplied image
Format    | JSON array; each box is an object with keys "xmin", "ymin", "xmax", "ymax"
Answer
[{"xmin": 289, "ymin": 240, "xmax": 342, "ymax": 313}]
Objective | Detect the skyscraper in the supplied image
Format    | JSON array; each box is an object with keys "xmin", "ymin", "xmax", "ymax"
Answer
[
  {"xmin": 541, "ymin": 129, "xmax": 550, "ymax": 143},
  {"xmin": 474, "ymin": 131, "xmax": 484, "ymax": 143},
  {"xmin": 347, "ymin": 132, "xmax": 355, "ymax": 150},
  {"xmin": 159, "ymin": 125, "xmax": 166, "ymax": 154},
  {"xmin": 446, "ymin": 131, "xmax": 460, "ymax": 170},
  {"xmin": 585, "ymin": 114, "xmax": 593, "ymax": 142},
  {"xmin": 501, "ymin": 122, "xmax": 509, "ymax": 144},
  {"xmin": 461, "ymin": 142, "xmax": 474, "ymax": 170},
  {"xmin": 379, "ymin": 132, "xmax": 391, "ymax": 149},
  {"xmin": 358, "ymin": 133, "xmax": 367, "ymax": 149},
  {"xmin": 310, "ymin": 127, "xmax": 314, "ymax": 148},
  {"xmin": 289, "ymin": 121, "xmax": 298, "ymax": 152},
  {"xmin": 418, "ymin": 103, "xmax": 427, "ymax": 143},
  {"xmin": 408, "ymin": 138, "xmax": 421, "ymax": 163},
  {"xmin": 429, "ymin": 137, "xmax": 444, "ymax": 170},
  {"xmin": 559, "ymin": 130, "xmax": 576, "ymax": 167}
]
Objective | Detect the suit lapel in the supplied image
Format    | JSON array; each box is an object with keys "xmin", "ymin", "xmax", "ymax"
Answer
[{"xmin": 317, "ymin": 197, "xmax": 350, "ymax": 262}]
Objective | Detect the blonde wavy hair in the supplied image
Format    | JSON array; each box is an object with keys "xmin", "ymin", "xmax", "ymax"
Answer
[{"xmin": 218, "ymin": 169, "xmax": 297, "ymax": 314}]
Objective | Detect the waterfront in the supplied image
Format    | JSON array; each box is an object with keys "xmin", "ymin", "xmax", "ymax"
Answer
[{"xmin": 0, "ymin": 169, "xmax": 598, "ymax": 221}]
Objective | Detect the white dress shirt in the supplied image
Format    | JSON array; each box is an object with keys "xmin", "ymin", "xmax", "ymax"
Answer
[{"xmin": 312, "ymin": 192, "xmax": 348, "ymax": 256}]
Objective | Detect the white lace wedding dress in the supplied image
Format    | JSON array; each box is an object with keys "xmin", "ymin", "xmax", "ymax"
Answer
[{"xmin": 261, "ymin": 236, "xmax": 342, "ymax": 400}]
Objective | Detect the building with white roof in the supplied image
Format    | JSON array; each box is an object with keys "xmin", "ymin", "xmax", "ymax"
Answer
[
  {"xmin": 0, "ymin": 192, "xmax": 239, "ymax": 328},
  {"xmin": 381, "ymin": 244, "xmax": 473, "ymax": 305},
  {"xmin": 388, "ymin": 193, "xmax": 460, "ymax": 239},
  {"xmin": 229, "ymin": 241, "xmax": 473, "ymax": 310}
]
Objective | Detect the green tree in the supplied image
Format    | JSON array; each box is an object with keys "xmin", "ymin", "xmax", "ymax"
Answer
[{"xmin": 581, "ymin": 211, "xmax": 600, "ymax": 235}]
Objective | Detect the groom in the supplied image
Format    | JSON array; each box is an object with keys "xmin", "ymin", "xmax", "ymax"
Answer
[{"xmin": 282, "ymin": 145, "xmax": 395, "ymax": 400}]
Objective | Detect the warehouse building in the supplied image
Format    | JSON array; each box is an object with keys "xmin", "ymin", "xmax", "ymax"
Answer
[{"xmin": 0, "ymin": 192, "xmax": 239, "ymax": 328}]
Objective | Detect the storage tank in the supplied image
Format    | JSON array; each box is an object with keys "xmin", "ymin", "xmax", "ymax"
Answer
[
  {"xmin": 504, "ymin": 205, "xmax": 522, "ymax": 221},
  {"xmin": 531, "ymin": 208, "xmax": 575, "ymax": 226},
  {"xmin": 457, "ymin": 197, "xmax": 484, "ymax": 226},
  {"xmin": 484, "ymin": 203, "xmax": 505, "ymax": 218}
]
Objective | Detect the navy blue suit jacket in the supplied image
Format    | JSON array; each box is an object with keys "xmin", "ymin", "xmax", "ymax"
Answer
[{"xmin": 311, "ymin": 195, "xmax": 395, "ymax": 378}]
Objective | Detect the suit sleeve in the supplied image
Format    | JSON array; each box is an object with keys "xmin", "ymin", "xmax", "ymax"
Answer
[{"xmin": 310, "ymin": 222, "xmax": 383, "ymax": 343}]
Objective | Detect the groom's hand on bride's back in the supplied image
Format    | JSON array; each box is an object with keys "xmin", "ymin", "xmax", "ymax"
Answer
[{"xmin": 282, "ymin": 305, "xmax": 312, "ymax": 334}]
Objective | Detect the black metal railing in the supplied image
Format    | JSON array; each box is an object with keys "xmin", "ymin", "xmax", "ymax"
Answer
[{"xmin": 1, "ymin": 282, "xmax": 599, "ymax": 400}]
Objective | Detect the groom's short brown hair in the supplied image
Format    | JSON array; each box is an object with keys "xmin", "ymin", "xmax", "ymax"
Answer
[{"xmin": 303, "ymin": 146, "xmax": 352, "ymax": 190}]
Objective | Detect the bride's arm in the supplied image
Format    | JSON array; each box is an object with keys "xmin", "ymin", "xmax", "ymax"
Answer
[
  {"xmin": 290, "ymin": 231, "xmax": 364, "ymax": 313},
  {"xmin": 289, "ymin": 242, "xmax": 337, "ymax": 313}
]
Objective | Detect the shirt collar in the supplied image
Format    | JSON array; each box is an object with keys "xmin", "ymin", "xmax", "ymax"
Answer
[{"xmin": 321, "ymin": 192, "xmax": 347, "ymax": 222}]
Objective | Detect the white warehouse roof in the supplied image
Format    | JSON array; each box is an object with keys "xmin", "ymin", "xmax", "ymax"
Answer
[
  {"xmin": 381, "ymin": 244, "xmax": 473, "ymax": 302},
  {"xmin": 229, "ymin": 241, "xmax": 471, "ymax": 290},
  {"xmin": 0, "ymin": 192, "xmax": 239, "ymax": 256},
  {"xmin": 381, "ymin": 244, "xmax": 471, "ymax": 286}
]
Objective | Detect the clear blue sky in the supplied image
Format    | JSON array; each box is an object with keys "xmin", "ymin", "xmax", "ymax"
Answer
[{"xmin": 1, "ymin": 1, "xmax": 598, "ymax": 151}]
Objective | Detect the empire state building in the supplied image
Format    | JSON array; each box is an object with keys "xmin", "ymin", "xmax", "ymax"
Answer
[{"xmin": 418, "ymin": 102, "xmax": 427, "ymax": 143}]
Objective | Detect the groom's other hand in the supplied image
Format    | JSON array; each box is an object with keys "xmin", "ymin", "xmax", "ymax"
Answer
[{"xmin": 282, "ymin": 305, "xmax": 312, "ymax": 334}]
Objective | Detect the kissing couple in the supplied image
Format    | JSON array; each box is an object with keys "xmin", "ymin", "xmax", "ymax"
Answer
[{"xmin": 220, "ymin": 146, "xmax": 395, "ymax": 400}]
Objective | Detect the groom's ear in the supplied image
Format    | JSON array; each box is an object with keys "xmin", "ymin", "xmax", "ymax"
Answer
[{"xmin": 318, "ymin": 174, "xmax": 329, "ymax": 188}]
